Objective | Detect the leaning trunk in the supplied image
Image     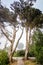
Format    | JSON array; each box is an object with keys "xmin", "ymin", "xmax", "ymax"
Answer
[
  {"xmin": 9, "ymin": 28, "xmax": 16, "ymax": 63},
  {"xmin": 8, "ymin": 44, "xmax": 13, "ymax": 64},
  {"xmin": 25, "ymin": 27, "xmax": 28, "ymax": 60}
]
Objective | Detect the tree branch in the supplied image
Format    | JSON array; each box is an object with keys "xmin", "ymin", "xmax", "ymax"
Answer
[
  {"xmin": 0, "ymin": 23, "xmax": 12, "ymax": 43},
  {"xmin": 1, "ymin": 29, "xmax": 12, "ymax": 43},
  {"xmin": 10, "ymin": 28, "xmax": 16, "ymax": 52}
]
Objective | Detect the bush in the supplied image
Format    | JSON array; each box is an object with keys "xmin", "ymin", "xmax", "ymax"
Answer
[
  {"xmin": 38, "ymin": 47, "xmax": 43, "ymax": 64},
  {"xmin": 28, "ymin": 44, "xmax": 35, "ymax": 57},
  {"xmin": 35, "ymin": 46, "xmax": 43, "ymax": 65},
  {"xmin": 14, "ymin": 50, "xmax": 25, "ymax": 57},
  {"xmin": 0, "ymin": 50, "xmax": 9, "ymax": 65},
  {"xmin": 32, "ymin": 29, "xmax": 43, "ymax": 65}
]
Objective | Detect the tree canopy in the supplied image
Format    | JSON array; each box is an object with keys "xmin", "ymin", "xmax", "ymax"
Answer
[{"xmin": 10, "ymin": 0, "xmax": 43, "ymax": 29}]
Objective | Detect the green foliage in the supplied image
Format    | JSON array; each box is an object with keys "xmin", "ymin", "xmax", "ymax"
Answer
[
  {"xmin": 11, "ymin": 0, "xmax": 43, "ymax": 28},
  {"xmin": 14, "ymin": 50, "xmax": 25, "ymax": 57},
  {"xmin": 28, "ymin": 44, "xmax": 36, "ymax": 57},
  {"xmin": 0, "ymin": 50, "xmax": 9, "ymax": 65},
  {"xmin": 32, "ymin": 29, "xmax": 43, "ymax": 65},
  {"xmin": 36, "ymin": 47, "xmax": 43, "ymax": 65}
]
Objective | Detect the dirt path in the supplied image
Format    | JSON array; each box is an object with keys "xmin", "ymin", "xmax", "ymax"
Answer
[
  {"xmin": 17, "ymin": 59, "xmax": 24, "ymax": 65},
  {"xmin": 11, "ymin": 57, "xmax": 36, "ymax": 65}
]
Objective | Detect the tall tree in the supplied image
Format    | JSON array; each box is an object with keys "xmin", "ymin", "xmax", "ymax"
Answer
[
  {"xmin": 0, "ymin": 4, "xmax": 24, "ymax": 63},
  {"xmin": 11, "ymin": 0, "xmax": 43, "ymax": 60}
]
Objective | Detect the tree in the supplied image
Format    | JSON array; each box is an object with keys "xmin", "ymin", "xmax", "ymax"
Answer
[
  {"xmin": 0, "ymin": 4, "xmax": 24, "ymax": 63},
  {"xmin": 11, "ymin": 0, "xmax": 43, "ymax": 60},
  {"xmin": 0, "ymin": 20, "xmax": 24, "ymax": 63}
]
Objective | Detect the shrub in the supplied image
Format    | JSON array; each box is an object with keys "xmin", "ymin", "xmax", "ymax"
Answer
[
  {"xmin": 0, "ymin": 50, "xmax": 9, "ymax": 65},
  {"xmin": 14, "ymin": 50, "xmax": 25, "ymax": 57},
  {"xmin": 35, "ymin": 46, "xmax": 43, "ymax": 65},
  {"xmin": 32, "ymin": 29, "xmax": 43, "ymax": 65},
  {"xmin": 35, "ymin": 38, "xmax": 43, "ymax": 64},
  {"xmin": 28, "ymin": 44, "xmax": 35, "ymax": 57}
]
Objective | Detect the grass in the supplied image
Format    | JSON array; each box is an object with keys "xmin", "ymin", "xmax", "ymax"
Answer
[{"xmin": 24, "ymin": 60, "xmax": 36, "ymax": 65}]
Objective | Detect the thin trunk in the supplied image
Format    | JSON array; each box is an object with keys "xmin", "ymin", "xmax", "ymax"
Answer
[
  {"xmin": 12, "ymin": 28, "xmax": 23, "ymax": 55},
  {"xmin": 29, "ymin": 28, "xmax": 31, "ymax": 44},
  {"xmin": 28, "ymin": 28, "xmax": 31, "ymax": 54},
  {"xmin": 25, "ymin": 27, "xmax": 28, "ymax": 60},
  {"xmin": 9, "ymin": 52, "xmax": 12, "ymax": 64},
  {"xmin": 9, "ymin": 28, "xmax": 16, "ymax": 63}
]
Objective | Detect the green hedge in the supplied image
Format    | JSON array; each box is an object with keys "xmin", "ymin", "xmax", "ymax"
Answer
[{"xmin": 0, "ymin": 50, "xmax": 9, "ymax": 65}]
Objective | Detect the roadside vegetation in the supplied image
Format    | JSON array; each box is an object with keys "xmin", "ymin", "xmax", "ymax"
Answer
[{"xmin": 0, "ymin": 50, "xmax": 9, "ymax": 65}]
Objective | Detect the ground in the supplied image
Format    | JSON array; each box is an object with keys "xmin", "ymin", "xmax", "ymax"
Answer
[
  {"xmin": 24, "ymin": 60, "xmax": 36, "ymax": 65},
  {"xmin": 10, "ymin": 59, "xmax": 36, "ymax": 65}
]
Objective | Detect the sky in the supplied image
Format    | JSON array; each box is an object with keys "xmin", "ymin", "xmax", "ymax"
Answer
[
  {"xmin": 1, "ymin": 0, "xmax": 43, "ymax": 12},
  {"xmin": 0, "ymin": 0, "xmax": 43, "ymax": 49}
]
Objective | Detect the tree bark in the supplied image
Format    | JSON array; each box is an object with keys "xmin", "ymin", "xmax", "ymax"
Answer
[
  {"xmin": 29, "ymin": 28, "xmax": 31, "ymax": 44},
  {"xmin": 8, "ymin": 28, "xmax": 16, "ymax": 63},
  {"xmin": 25, "ymin": 27, "xmax": 29, "ymax": 60}
]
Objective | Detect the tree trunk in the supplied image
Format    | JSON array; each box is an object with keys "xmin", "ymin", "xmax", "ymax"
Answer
[
  {"xmin": 29, "ymin": 28, "xmax": 31, "ymax": 44},
  {"xmin": 12, "ymin": 28, "xmax": 24, "ymax": 56},
  {"xmin": 7, "ymin": 44, "xmax": 13, "ymax": 64},
  {"xmin": 9, "ymin": 52, "xmax": 12, "ymax": 64},
  {"xmin": 25, "ymin": 27, "xmax": 28, "ymax": 60},
  {"xmin": 9, "ymin": 28, "xmax": 16, "ymax": 63},
  {"xmin": 9, "ymin": 28, "xmax": 24, "ymax": 63}
]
